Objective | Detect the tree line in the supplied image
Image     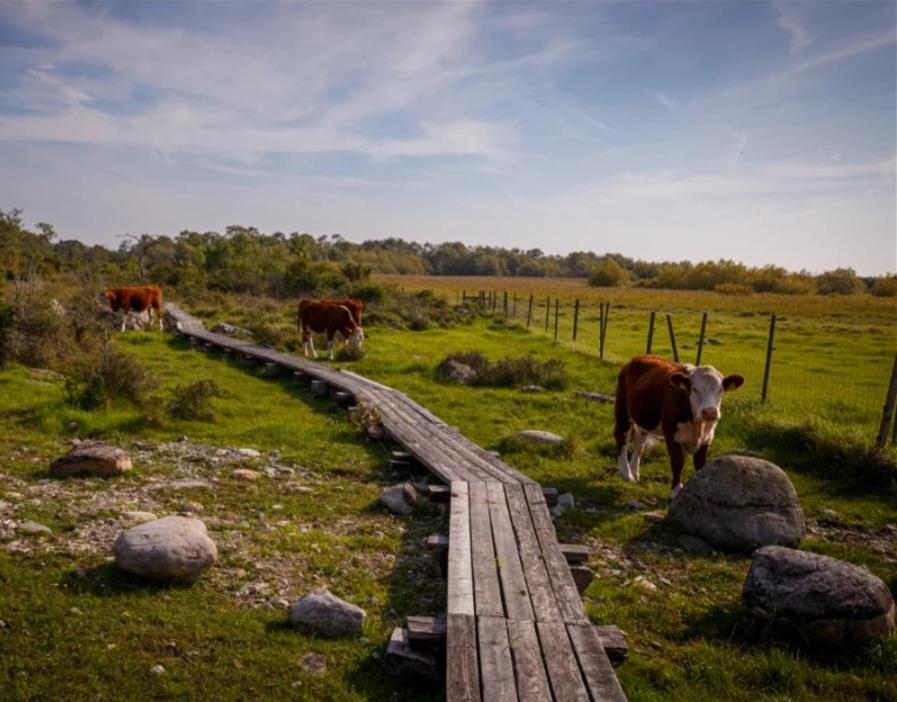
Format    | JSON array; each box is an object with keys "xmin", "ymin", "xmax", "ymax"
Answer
[{"xmin": 2, "ymin": 208, "xmax": 895, "ymax": 297}]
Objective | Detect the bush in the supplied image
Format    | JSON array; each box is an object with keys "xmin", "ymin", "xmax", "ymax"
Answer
[
  {"xmin": 872, "ymin": 275, "xmax": 897, "ymax": 298},
  {"xmin": 816, "ymin": 268, "xmax": 864, "ymax": 295},
  {"xmin": 588, "ymin": 258, "xmax": 629, "ymax": 287},
  {"xmin": 437, "ymin": 352, "xmax": 567, "ymax": 389},
  {"xmin": 65, "ymin": 340, "xmax": 159, "ymax": 410},
  {"xmin": 714, "ymin": 283, "xmax": 754, "ymax": 296},
  {"xmin": 167, "ymin": 379, "xmax": 224, "ymax": 421}
]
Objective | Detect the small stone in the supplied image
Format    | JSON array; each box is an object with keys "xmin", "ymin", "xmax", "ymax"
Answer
[
  {"xmin": 705, "ymin": 337, "xmax": 722, "ymax": 345},
  {"xmin": 69, "ymin": 607, "xmax": 82, "ymax": 615},
  {"xmin": 179, "ymin": 502, "xmax": 204, "ymax": 514},
  {"xmin": 49, "ymin": 442, "xmax": 132, "ymax": 478},
  {"xmin": 298, "ymin": 652, "xmax": 327, "ymax": 675},
  {"xmin": 289, "ymin": 589, "xmax": 366, "ymax": 639},
  {"xmin": 17, "ymin": 520, "xmax": 51, "ymax": 536},
  {"xmin": 643, "ymin": 511, "xmax": 666, "ymax": 523},
  {"xmin": 626, "ymin": 500, "xmax": 646, "ymax": 511},
  {"xmin": 677, "ymin": 535, "xmax": 714, "ymax": 555},
  {"xmin": 237, "ymin": 448, "xmax": 261, "ymax": 458},
  {"xmin": 150, "ymin": 664, "xmax": 166, "ymax": 675},
  {"xmin": 0, "ymin": 619, "xmax": 6, "ymax": 630},
  {"xmin": 516, "ymin": 430, "xmax": 565, "ymax": 446},
  {"xmin": 113, "ymin": 516, "xmax": 217, "ymax": 581},
  {"xmin": 520, "ymin": 385, "xmax": 545, "ymax": 393},
  {"xmin": 121, "ymin": 511, "xmax": 158, "ymax": 525},
  {"xmin": 577, "ymin": 392, "xmax": 615, "ymax": 404},
  {"xmin": 231, "ymin": 469, "xmax": 261, "ymax": 481},
  {"xmin": 631, "ymin": 576, "xmax": 657, "ymax": 593},
  {"xmin": 380, "ymin": 483, "xmax": 418, "ymax": 516}
]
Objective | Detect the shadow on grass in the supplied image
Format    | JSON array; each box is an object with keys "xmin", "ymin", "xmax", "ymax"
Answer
[{"xmin": 61, "ymin": 562, "xmax": 195, "ymax": 597}]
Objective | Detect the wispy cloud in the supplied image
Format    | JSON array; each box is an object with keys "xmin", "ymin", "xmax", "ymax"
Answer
[
  {"xmin": 775, "ymin": 2, "xmax": 813, "ymax": 53},
  {"xmin": 653, "ymin": 91, "xmax": 677, "ymax": 113}
]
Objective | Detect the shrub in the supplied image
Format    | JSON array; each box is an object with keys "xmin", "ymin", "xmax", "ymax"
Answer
[
  {"xmin": 871, "ymin": 275, "xmax": 897, "ymax": 298},
  {"xmin": 816, "ymin": 268, "xmax": 864, "ymax": 295},
  {"xmin": 65, "ymin": 339, "xmax": 158, "ymax": 410},
  {"xmin": 588, "ymin": 258, "xmax": 629, "ymax": 287},
  {"xmin": 437, "ymin": 352, "xmax": 567, "ymax": 389},
  {"xmin": 167, "ymin": 379, "xmax": 225, "ymax": 421},
  {"xmin": 714, "ymin": 282, "xmax": 754, "ymax": 296}
]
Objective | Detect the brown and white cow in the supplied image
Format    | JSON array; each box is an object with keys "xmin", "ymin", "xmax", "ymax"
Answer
[
  {"xmin": 99, "ymin": 285, "xmax": 164, "ymax": 332},
  {"xmin": 298, "ymin": 301, "xmax": 364, "ymax": 359},
  {"xmin": 299, "ymin": 298, "xmax": 364, "ymax": 327},
  {"xmin": 613, "ymin": 354, "xmax": 744, "ymax": 496}
]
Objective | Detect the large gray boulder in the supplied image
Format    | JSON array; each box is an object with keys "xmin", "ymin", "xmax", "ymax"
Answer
[
  {"xmin": 669, "ymin": 455, "xmax": 804, "ymax": 552},
  {"xmin": 380, "ymin": 483, "xmax": 417, "ymax": 516},
  {"xmin": 289, "ymin": 589, "xmax": 366, "ymax": 638},
  {"xmin": 743, "ymin": 546, "xmax": 896, "ymax": 647},
  {"xmin": 112, "ymin": 516, "xmax": 217, "ymax": 581},
  {"xmin": 50, "ymin": 443, "xmax": 132, "ymax": 478}
]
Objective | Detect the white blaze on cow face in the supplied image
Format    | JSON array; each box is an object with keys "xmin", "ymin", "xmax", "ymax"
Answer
[
  {"xmin": 685, "ymin": 365, "xmax": 745, "ymax": 421},
  {"xmin": 347, "ymin": 327, "xmax": 364, "ymax": 351}
]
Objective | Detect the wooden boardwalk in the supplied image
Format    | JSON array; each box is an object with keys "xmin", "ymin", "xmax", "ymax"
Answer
[{"xmin": 166, "ymin": 303, "xmax": 626, "ymax": 701}]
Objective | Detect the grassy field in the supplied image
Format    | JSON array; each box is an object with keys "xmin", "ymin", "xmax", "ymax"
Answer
[
  {"xmin": 2, "ymin": 289, "xmax": 896, "ymax": 701},
  {"xmin": 377, "ymin": 275, "xmax": 897, "ymax": 443}
]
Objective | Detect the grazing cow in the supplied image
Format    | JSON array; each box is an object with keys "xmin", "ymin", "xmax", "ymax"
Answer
[
  {"xmin": 614, "ymin": 354, "xmax": 744, "ymax": 496},
  {"xmin": 99, "ymin": 285, "xmax": 164, "ymax": 332},
  {"xmin": 299, "ymin": 298, "xmax": 364, "ymax": 326},
  {"xmin": 298, "ymin": 301, "xmax": 364, "ymax": 359}
]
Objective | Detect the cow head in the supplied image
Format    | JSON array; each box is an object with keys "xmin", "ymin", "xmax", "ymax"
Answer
[
  {"xmin": 98, "ymin": 289, "xmax": 118, "ymax": 309},
  {"xmin": 347, "ymin": 326, "xmax": 364, "ymax": 351},
  {"xmin": 670, "ymin": 365, "xmax": 744, "ymax": 421}
]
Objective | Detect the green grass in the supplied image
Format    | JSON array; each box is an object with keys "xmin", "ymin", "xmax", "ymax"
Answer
[{"xmin": 2, "ymin": 295, "xmax": 896, "ymax": 701}]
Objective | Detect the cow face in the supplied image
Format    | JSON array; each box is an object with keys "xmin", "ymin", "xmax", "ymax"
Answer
[
  {"xmin": 347, "ymin": 327, "xmax": 364, "ymax": 351},
  {"xmin": 670, "ymin": 365, "xmax": 744, "ymax": 421},
  {"xmin": 98, "ymin": 289, "xmax": 117, "ymax": 309}
]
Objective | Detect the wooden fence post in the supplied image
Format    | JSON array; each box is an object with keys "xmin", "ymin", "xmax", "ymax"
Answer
[
  {"xmin": 646, "ymin": 311, "xmax": 655, "ymax": 354},
  {"xmin": 553, "ymin": 299, "xmax": 560, "ymax": 342},
  {"xmin": 695, "ymin": 312, "xmax": 708, "ymax": 365},
  {"xmin": 572, "ymin": 299, "xmax": 580, "ymax": 341},
  {"xmin": 503, "ymin": 291, "xmax": 508, "ymax": 318},
  {"xmin": 875, "ymin": 351, "xmax": 897, "ymax": 451},
  {"xmin": 761, "ymin": 314, "xmax": 777, "ymax": 404},
  {"xmin": 545, "ymin": 297, "xmax": 550, "ymax": 332},
  {"xmin": 599, "ymin": 302, "xmax": 609, "ymax": 361},
  {"xmin": 526, "ymin": 294, "xmax": 534, "ymax": 328},
  {"xmin": 666, "ymin": 314, "xmax": 679, "ymax": 362},
  {"xmin": 512, "ymin": 292, "xmax": 517, "ymax": 318}
]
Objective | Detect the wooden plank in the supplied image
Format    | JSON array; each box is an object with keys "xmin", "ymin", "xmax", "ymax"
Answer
[
  {"xmin": 537, "ymin": 621, "xmax": 589, "ymax": 702},
  {"xmin": 567, "ymin": 624, "xmax": 628, "ymax": 701},
  {"xmin": 427, "ymin": 484, "xmax": 451, "ymax": 502},
  {"xmin": 447, "ymin": 482, "xmax": 475, "ymax": 616},
  {"xmin": 504, "ymin": 484, "xmax": 562, "ymax": 623},
  {"xmin": 384, "ymin": 627, "xmax": 438, "ymax": 678},
  {"xmin": 447, "ymin": 613, "xmax": 481, "ymax": 702},
  {"xmin": 406, "ymin": 615, "xmax": 446, "ymax": 647},
  {"xmin": 559, "ymin": 544, "xmax": 590, "ymax": 564},
  {"xmin": 486, "ymin": 482, "xmax": 534, "ymax": 621},
  {"xmin": 468, "ymin": 482, "xmax": 504, "ymax": 617},
  {"xmin": 507, "ymin": 620, "xmax": 552, "ymax": 702},
  {"xmin": 478, "ymin": 616, "xmax": 518, "ymax": 702},
  {"xmin": 593, "ymin": 624, "xmax": 628, "ymax": 665}
]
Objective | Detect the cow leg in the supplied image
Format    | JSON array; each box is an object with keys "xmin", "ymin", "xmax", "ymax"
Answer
[
  {"xmin": 120, "ymin": 310, "xmax": 128, "ymax": 332},
  {"xmin": 617, "ymin": 426, "xmax": 634, "ymax": 482},
  {"xmin": 628, "ymin": 429, "xmax": 651, "ymax": 482},
  {"xmin": 694, "ymin": 444, "xmax": 709, "ymax": 471},
  {"xmin": 327, "ymin": 332, "xmax": 335, "ymax": 360},
  {"xmin": 614, "ymin": 391, "xmax": 634, "ymax": 482},
  {"xmin": 308, "ymin": 335, "xmax": 318, "ymax": 359},
  {"xmin": 666, "ymin": 438, "xmax": 686, "ymax": 497}
]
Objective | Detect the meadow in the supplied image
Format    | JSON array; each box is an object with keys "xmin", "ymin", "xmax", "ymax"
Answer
[{"xmin": 1, "ymin": 282, "xmax": 896, "ymax": 701}]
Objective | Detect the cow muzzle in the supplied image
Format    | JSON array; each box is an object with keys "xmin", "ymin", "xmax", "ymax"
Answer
[{"xmin": 700, "ymin": 407, "xmax": 719, "ymax": 421}]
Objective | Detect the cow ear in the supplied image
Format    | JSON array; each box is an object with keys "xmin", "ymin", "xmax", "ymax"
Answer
[
  {"xmin": 669, "ymin": 372, "xmax": 691, "ymax": 391},
  {"xmin": 723, "ymin": 374, "xmax": 745, "ymax": 391}
]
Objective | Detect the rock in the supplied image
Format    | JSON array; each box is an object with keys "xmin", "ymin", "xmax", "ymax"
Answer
[
  {"xmin": 0, "ymin": 619, "xmax": 6, "ymax": 630},
  {"xmin": 211, "ymin": 322, "xmax": 252, "ymax": 337},
  {"xmin": 643, "ymin": 511, "xmax": 666, "ymax": 523},
  {"xmin": 49, "ymin": 442, "xmax": 132, "ymax": 478},
  {"xmin": 231, "ymin": 469, "xmax": 261, "ymax": 481},
  {"xmin": 29, "ymin": 368, "xmax": 64, "ymax": 381},
  {"xmin": 112, "ymin": 516, "xmax": 217, "ymax": 581},
  {"xmin": 380, "ymin": 483, "xmax": 418, "ymax": 516},
  {"xmin": 668, "ymin": 455, "xmax": 804, "ymax": 552},
  {"xmin": 626, "ymin": 500, "xmax": 646, "ymax": 511},
  {"xmin": 438, "ymin": 358, "xmax": 477, "ymax": 385},
  {"xmin": 17, "ymin": 520, "xmax": 52, "ymax": 536},
  {"xmin": 520, "ymin": 385, "xmax": 545, "ymax": 393},
  {"xmin": 236, "ymin": 448, "xmax": 261, "ymax": 458},
  {"xmin": 516, "ymin": 430, "xmax": 565, "ymax": 446},
  {"xmin": 743, "ymin": 546, "xmax": 896, "ymax": 647},
  {"xmin": 677, "ymin": 534, "xmax": 714, "ymax": 555},
  {"xmin": 298, "ymin": 652, "xmax": 327, "ymax": 675},
  {"xmin": 288, "ymin": 589, "xmax": 366, "ymax": 638},
  {"xmin": 705, "ymin": 337, "xmax": 722, "ymax": 345},
  {"xmin": 631, "ymin": 576, "xmax": 657, "ymax": 593},
  {"xmin": 121, "ymin": 511, "xmax": 158, "ymax": 525},
  {"xmin": 179, "ymin": 502, "xmax": 204, "ymax": 514},
  {"xmin": 150, "ymin": 664, "xmax": 166, "ymax": 675},
  {"xmin": 577, "ymin": 392, "xmax": 615, "ymax": 404},
  {"xmin": 551, "ymin": 492, "xmax": 575, "ymax": 519},
  {"xmin": 681, "ymin": 344, "xmax": 694, "ymax": 350}
]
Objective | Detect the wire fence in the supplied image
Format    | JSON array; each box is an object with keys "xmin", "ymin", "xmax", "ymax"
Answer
[{"xmin": 432, "ymin": 288, "xmax": 897, "ymax": 446}]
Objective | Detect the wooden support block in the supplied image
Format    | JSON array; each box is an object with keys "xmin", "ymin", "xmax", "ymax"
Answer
[
  {"xmin": 310, "ymin": 379, "xmax": 329, "ymax": 397},
  {"xmin": 559, "ymin": 543, "xmax": 590, "ymax": 564},
  {"xmin": 264, "ymin": 362, "xmax": 282, "ymax": 377},
  {"xmin": 390, "ymin": 459, "xmax": 413, "ymax": 477},
  {"xmin": 570, "ymin": 565, "xmax": 594, "ymax": 594},
  {"xmin": 242, "ymin": 354, "xmax": 257, "ymax": 362},
  {"xmin": 293, "ymin": 370, "xmax": 309, "ymax": 382},
  {"xmin": 188, "ymin": 337, "xmax": 200, "ymax": 348},
  {"xmin": 542, "ymin": 487, "xmax": 558, "ymax": 507},
  {"xmin": 332, "ymin": 391, "xmax": 354, "ymax": 407},
  {"xmin": 203, "ymin": 342, "xmax": 214, "ymax": 352},
  {"xmin": 392, "ymin": 450, "xmax": 414, "ymax": 462},
  {"xmin": 487, "ymin": 450, "xmax": 500, "ymax": 459},
  {"xmin": 425, "ymin": 533, "xmax": 449, "ymax": 577},
  {"xmin": 406, "ymin": 615, "xmax": 446, "ymax": 649},
  {"xmin": 384, "ymin": 627, "xmax": 438, "ymax": 679},
  {"xmin": 426, "ymin": 484, "xmax": 451, "ymax": 503},
  {"xmin": 593, "ymin": 624, "xmax": 628, "ymax": 665}
]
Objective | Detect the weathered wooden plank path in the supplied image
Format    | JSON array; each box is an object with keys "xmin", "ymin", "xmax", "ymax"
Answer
[{"xmin": 166, "ymin": 303, "xmax": 626, "ymax": 701}]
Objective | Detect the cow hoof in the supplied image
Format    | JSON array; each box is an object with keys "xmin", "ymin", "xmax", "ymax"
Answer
[{"xmin": 670, "ymin": 484, "xmax": 683, "ymax": 499}]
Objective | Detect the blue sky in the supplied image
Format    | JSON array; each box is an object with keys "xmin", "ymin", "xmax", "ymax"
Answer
[{"xmin": 0, "ymin": 1, "xmax": 894, "ymax": 274}]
